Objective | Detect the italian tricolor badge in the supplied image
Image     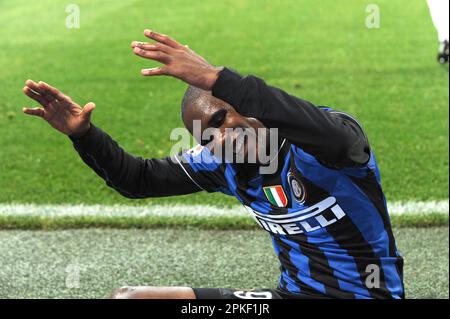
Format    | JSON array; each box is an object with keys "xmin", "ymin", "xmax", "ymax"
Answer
[{"xmin": 263, "ymin": 185, "xmax": 288, "ymax": 207}]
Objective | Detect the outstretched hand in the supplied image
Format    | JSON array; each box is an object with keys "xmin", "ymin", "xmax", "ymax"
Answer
[
  {"xmin": 22, "ymin": 80, "xmax": 95, "ymax": 137},
  {"xmin": 131, "ymin": 30, "xmax": 222, "ymax": 90}
]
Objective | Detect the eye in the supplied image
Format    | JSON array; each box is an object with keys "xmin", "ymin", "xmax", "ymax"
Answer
[{"xmin": 209, "ymin": 109, "xmax": 227, "ymax": 128}]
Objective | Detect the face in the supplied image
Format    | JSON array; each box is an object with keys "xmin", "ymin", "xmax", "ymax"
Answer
[{"xmin": 182, "ymin": 93, "xmax": 270, "ymax": 164}]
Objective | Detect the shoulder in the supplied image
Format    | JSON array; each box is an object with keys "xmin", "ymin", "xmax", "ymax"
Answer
[
  {"xmin": 301, "ymin": 107, "xmax": 371, "ymax": 168},
  {"xmin": 173, "ymin": 144, "xmax": 227, "ymax": 193},
  {"xmin": 178, "ymin": 144, "xmax": 221, "ymax": 171},
  {"xmin": 320, "ymin": 107, "xmax": 368, "ymax": 141}
]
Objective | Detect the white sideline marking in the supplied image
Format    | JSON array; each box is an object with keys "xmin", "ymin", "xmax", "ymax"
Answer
[
  {"xmin": 0, "ymin": 200, "xmax": 447, "ymax": 217},
  {"xmin": 387, "ymin": 200, "xmax": 449, "ymax": 215}
]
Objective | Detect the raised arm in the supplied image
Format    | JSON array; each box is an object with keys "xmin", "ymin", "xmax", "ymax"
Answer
[
  {"xmin": 22, "ymin": 80, "xmax": 201, "ymax": 198},
  {"xmin": 210, "ymin": 68, "xmax": 371, "ymax": 168},
  {"xmin": 131, "ymin": 30, "xmax": 370, "ymax": 168}
]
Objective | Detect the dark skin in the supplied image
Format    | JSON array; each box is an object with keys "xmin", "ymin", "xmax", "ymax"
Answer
[
  {"xmin": 22, "ymin": 29, "xmax": 270, "ymax": 299},
  {"xmin": 183, "ymin": 91, "xmax": 269, "ymax": 163}
]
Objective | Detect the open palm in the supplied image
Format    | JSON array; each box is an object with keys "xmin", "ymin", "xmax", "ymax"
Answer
[{"xmin": 22, "ymin": 80, "xmax": 95, "ymax": 137}]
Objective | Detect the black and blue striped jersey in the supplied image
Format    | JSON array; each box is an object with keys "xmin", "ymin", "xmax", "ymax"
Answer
[
  {"xmin": 179, "ymin": 135, "xmax": 403, "ymax": 298},
  {"xmin": 71, "ymin": 68, "xmax": 404, "ymax": 299}
]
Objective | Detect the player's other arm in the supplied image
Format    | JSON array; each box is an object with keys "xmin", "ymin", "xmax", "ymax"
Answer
[
  {"xmin": 211, "ymin": 68, "xmax": 371, "ymax": 168},
  {"xmin": 70, "ymin": 125, "xmax": 202, "ymax": 198},
  {"xmin": 21, "ymin": 80, "xmax": 201, "ymax": 198},
  {"xmin": 131, "ymin": 30, "xmax": 369, "ymax": 168}
]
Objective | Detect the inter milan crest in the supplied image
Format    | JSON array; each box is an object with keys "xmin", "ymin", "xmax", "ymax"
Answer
[
  {"xmin": 263, "ymin": 185, "xmax": 288, "ymax": 207},
  {"xmin": 287, "ymin": 172, "xmax": 306, "ymax": 204}
]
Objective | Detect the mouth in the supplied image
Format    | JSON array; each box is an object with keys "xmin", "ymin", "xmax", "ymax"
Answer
[
  {"xmin": 233, "ymin": 132, "xmax": 246, "ymax": 155},
  {"xmin": 215, "ymin": 127, "xmax": 259, "ymax": 163}
]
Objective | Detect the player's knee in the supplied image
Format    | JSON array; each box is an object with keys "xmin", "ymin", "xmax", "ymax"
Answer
[{"xmin": 109, "ymin": 286, "xmax": 138, "ymax": 299}]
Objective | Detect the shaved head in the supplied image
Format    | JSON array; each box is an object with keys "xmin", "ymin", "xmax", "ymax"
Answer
[
  {"xmin": 180, "ymin": 85, "xmax": 232, "ymax": 135},
  {"xmin": 181, "ymin": 86, "xmax": 206, "ymax": 119},
  {"xmin": 179, "ymin": 85, "xmax": 271, "ymax": 164}
]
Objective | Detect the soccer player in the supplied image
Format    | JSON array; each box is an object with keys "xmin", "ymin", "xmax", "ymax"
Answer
[
  {"xmin": 22, "ymin": 30, "xmax": 404, "ymax": 299},
  {"xmin": 426, "ymin": 0, "xmax": 449, "ymax": 64}
]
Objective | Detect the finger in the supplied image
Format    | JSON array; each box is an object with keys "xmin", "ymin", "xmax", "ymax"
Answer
[
  {"xmin": 22, "ymin": 86, "xmax": 49, "ymax": 107},
  {"xmin": 23, "ymin": 107, "xmax": 45, "ymax": 118},
  {"xmin": 37, "ymin": 81, "xmax": 72, "ymax": 104},
  {"xmin": 131, "ymin": 41, "xmax": 173, "ymax": 54},
  {"xmin": 144, "ymin": 30, "xmax": 183, "ymax": 49},
  {"xmin": 25, "ymin": 80, "xmax": 53, "ymax": 103},
  {"xmin": 141, "ymin": 67, "xmax": 167, "ymax": 76},
  {"xmin": 82, "ymin": 102, "xmax": 96, "ymax": 119},
  {"xmin": 133, "ymin": 47, "xmax": 171, "ymax": 64},
  {"xmin": 25, "ymin": 79, "xmax": 41, "ymax": 91},
  {"xmin": 26, "ymin": 81, "xmax": 56, "ymax": 102}
]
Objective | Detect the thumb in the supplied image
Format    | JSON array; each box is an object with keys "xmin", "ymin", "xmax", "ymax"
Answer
[{"xmin": 82, "ymin": 102, "xmax": 96, "ymax": 119}]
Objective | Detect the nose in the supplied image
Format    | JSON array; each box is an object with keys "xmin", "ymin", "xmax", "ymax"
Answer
[{"xmin": 204, "ymin": 128, "xmax": 237, "ymax": 155}]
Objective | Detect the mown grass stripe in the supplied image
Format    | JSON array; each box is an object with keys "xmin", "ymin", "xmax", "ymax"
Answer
[{"xmin": 0, "ymin": 201, "xmax": 447, "ymax": 230}]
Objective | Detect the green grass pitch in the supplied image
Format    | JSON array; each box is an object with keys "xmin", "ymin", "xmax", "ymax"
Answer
[
  {"xmin": 0, "ymin": 227, "xmax": 448, "ymax": 299},
  {"xmin": 0, "ymin": 0, "xmax": 448, "ymax": 206},
  {"xmin": 0, "ymin": 0, "xmax": 448, "ymax": 299}
]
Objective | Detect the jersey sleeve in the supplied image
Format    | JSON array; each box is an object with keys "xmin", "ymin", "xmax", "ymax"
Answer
[
  {"xmin": 173, "ymin": 144, "xmax": 227, "ymax": 193},
  {"xmin": 211, "ymin": 67, "xmax": 370, "ymax": 168},
  {"xmin": 70, "ymin": 124, "xmax": 202, "ymax": 198}
]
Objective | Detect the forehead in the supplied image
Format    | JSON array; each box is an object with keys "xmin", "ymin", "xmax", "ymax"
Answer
[
  {"xmin": 190, "ymin": 94, "xmax": 231, "ymax": 119},
  {"xmin": 182, "ymin": 92, "xmax": 237, "ymax": 136}
]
